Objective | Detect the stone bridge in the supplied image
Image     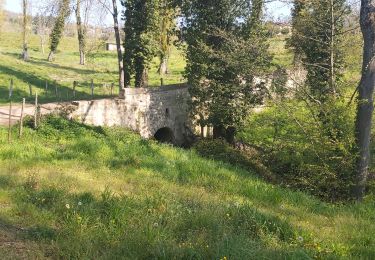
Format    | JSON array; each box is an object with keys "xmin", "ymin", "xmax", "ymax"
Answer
[{"xmin": 70, "ymin": 84, "xmax": 191, "ymax": 145}]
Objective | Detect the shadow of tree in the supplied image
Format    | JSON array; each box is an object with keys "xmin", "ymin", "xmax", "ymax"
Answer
[
  {"xmin": 7, "ymin": 180, "xmax": 322, "ymax": 259},
  {"xmin": 2, "ymin": 52, "xmax": 97, "ymax": 75},
  {"xmin": 0, "ymin": 64, "xmax": 118, "ymax": 104}
]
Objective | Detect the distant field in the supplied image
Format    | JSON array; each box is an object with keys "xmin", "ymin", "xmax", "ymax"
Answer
[{"xmin": 0, "ymin": 32, "xmax": 186, "ymax": 105}]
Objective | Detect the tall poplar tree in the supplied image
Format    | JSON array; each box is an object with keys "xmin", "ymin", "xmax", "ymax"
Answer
[
  {"xmin": 122, "ymin": 0, "xmax": 160, "ymax": 88},
  {"xmin": 75, "ymin": 0, "xmax": 86, "ymax": 65},
  {"xmin": 48, "ymin": 0, "xmax": 70, "ymax": 61},
  {"xmin": 158, "ymin": 0, "xmax": 175, "ymax": 75},
  {"xmin": 21, "ymin": 0, "xmax": 29, "ymax": 61},
  {"xmin": 288, "ymin": 0, "xmax": 348, "ymax": 103}
]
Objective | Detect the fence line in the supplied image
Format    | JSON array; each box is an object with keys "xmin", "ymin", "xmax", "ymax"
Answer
[{"xmin": 6, "ymin": 78, "xmax": 120, "ymax": 105}]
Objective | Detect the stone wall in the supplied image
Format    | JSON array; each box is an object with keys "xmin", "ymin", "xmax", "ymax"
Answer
[{"xmin": 70, "ymin": 84, "xmax": 191, "ymax": 145}]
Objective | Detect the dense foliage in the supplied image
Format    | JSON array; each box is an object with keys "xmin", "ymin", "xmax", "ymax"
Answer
[
  {"xmin": 48, "ymin": 0, "xmax": 70, "ymax": 61},
  {"xmin": 158, "ymin": 0, "xmax": 176, "ymax": 75},
  {"xmin": 179, "ymin": 0, "xmax": 271, "ymax": 142},
  {"xmin": 122, "ymin": 0, "xmax": 160, "ymax": 87},
  {"xmin": 288, "ymin": 0, "xmax": 348, "ymax": 102}
]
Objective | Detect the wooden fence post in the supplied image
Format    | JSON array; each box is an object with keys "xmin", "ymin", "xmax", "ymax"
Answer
[
  {"xmin": 19, "ymin": 98, "xmax": 25, "ymax": 138},
  {"xmin": 8, "ymin": 79, "xmax": 13, "ymax": 143},
  {"xmin": 91, "ymin": 79, "xmax": 94, "ymax": 98},
  {"xmin": 73, "ymin": 81, "xmax": 77, "ymax": 98},
  {"xmin": 45, "ymin": 80, "xmax": 48, "ymax": 95},
  {"xmin": 160, "ymin": 78, "xmax": 164, "ymax": 87},
  {"xmin": 54, "ymin": 80, "xmax": 58, "ymax": 98},
  {"xmin": 28, "ymin": 83, "xmax": 33, "ymax": 97},
  {"xmin": 9, "ymin": 79, "xmax": 13, "ymax": 97},
  {"xmin": 111, "ymin": 83, "xmax": 114, "ymax": 97},
  {"xmin": 8, "ymin": 100, "xmax": 12, "ymax": 143},
  {"xmin": 34, "ymin": 92, "xmax": 38, "ymax": 129}
]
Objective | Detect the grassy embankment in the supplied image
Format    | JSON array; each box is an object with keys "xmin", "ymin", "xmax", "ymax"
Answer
[
  {"xmin": 0, "ymin": 116, "xmax": 374, "ymax": 259},
  {"xmin": 0, "ymin": 32, "xmax": 186, "ymax": 105}
]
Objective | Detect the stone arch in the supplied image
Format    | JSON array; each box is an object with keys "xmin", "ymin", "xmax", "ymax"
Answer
[{"xmin": 154, "ymin": 127, "xmax": 175, "ymax": 143}]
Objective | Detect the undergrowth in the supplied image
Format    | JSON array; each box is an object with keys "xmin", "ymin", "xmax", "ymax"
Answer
[{"xmin": 0, "ymin": 115, "xmax": 374, "ymax": 258}]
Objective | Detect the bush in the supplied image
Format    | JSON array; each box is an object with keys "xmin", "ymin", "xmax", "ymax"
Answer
[
  {"xmin": 238, "ymin": 101, "xmax": 356, "ymax": 201},
  {"xmin": 193, "ymin": 139, "xmax": 275, "ymax": 182}
]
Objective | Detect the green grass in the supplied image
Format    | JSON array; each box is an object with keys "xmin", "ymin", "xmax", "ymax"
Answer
[
  {"xmin": 269, "ymin": 36, "xmax": 294, "ymax": 68},
  {"xmin": 0, "ymin": 32, "xmax": 294, "ymax": 106},
  {"xmin": 0, "ymin": 32, "xmax": 186, "ymax": 105},
  {"xmin": 0, "ymin": 116, "xmax": 374, "ymax": 259}
]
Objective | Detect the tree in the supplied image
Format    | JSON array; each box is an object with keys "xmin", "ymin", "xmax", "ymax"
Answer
[
  {"xmin": 158, "ymin": 0, "xmax": 175, "ymax": 75},
  {"xmin": 0, "ymin": 0, "xmax": 4, "ymax": 34},
  {"xmin": 122, "ymin": 0, "xmax": 160, "ymax": 88},
  {"xmin": 33, "ymin": 0, "xmax": 57, "ymax": 54},
  {"xmin": 288, "ymin": 0, "xmax": 348, "ymax": 103},
  {"xmin": 287, "ymin": 0, "xmax": 350, "ymax": 145},
  {"xmin": 48, "ymin": 0, "xmax": 70, "ymax": 61},
  {"xmin": 75, "ymin": 0, "xmax": 87, "ymax": 65},
  {"xmin": 180, "ymin": 0, "xmax": 271, "ymax": 143},
  {"xmin": 22, "ymin": 0, "xmax": 29, "ymax": 61},
  {"xmin": 354, "ymin": 0, "xmax": 375, "ymax": 201},
  {"xmin": 97, "ymin": 0, "xmax": 125, "ymax": 89}
]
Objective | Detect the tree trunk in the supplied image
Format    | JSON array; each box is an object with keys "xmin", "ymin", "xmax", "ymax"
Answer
[
  {"xmin": 40, "ymin": 35, "xmax": 45, "ymax": 54},
  {"xmin": 112, "ymin": 0, "xmax": 125, "ymax": 91},
  {"xmin": 213, "ymin": 125, "xmax": 226, "ymax": 139},
  {"xmin": 80, "ymin": 50, "xmax": 85, "ymax": 65},
  {"xmin": 225, "ymin": 126, "xmax": 236, "ymax": 144},
  {"xmin": 329, "ymin": 0, "xmax": 336, "ymax": 96},
  {"xmin": 354, "ymin": 0, "xmax": 375, "ymax": 201},
  {"xmin": 22, "ymin": 0, "xmax": 28, "ymax": 61},
  {"xmin": 137, "ymin": 68, "xmax": 148, "ymax": 88},
  {"xmin": 158, "ymin": 57, "xmax": 169, "ymax": 75},
  {"xmin": 48, "ymin": 51, "xmax": 54, "ymax": 61},
  {"xmin": 75, "ymin": 0, "xmax": 86, "ymax": 65}
]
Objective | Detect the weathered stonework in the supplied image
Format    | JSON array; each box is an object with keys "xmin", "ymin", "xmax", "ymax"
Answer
[{"xmin": 70, "ymin": 84, "xmax": 191, "ymax": 145}]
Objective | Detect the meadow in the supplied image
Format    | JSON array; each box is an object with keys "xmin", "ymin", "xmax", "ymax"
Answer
[
  {"xmin": 0, "ymin": 32, "xmax": 186, "ymax": 105},
  {"xmin": 1, "ymin": 30, "xmax": 374, "ymax": 259},
  {"xmin": 0, "ymin": 115, "xmax": 374, "ymax": 259}
]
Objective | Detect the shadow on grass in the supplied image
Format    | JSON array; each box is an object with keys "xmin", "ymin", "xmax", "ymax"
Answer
[
  {"xmin": 2, "ymin": 52, "xmax": 97, "ymax": 75},
  {"xmin": 0, "ymin": 64, "xmax": 119, "ymax": 104},
  {"xmin": 8, "ymin": 181, "xmax": 322, "ymax": 259}
]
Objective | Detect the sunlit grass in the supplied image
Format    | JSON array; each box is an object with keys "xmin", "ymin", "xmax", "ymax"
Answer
[
  {"xmin": 0, "ymin": 116, "xmax": 374, "ymax": 258},
  {"xmin": 0, "ymin": 32, "xmax": 186, "ymax": 105}
]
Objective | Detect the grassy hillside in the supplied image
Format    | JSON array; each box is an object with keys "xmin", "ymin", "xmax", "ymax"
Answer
[
  {"xmin": 0, "ymin": 31, "xmax": 296, "ymax": 106},
  {"xmin": 0, "ymin": 32, "xmax": 186, "ymax": 105},
  {"xmin": 0, "ymin": 116, "xmax": 374, "ymax": 259}
]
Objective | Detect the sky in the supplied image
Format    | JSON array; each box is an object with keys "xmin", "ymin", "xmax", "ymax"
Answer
[{"xmin": 5, "ymin": 0, "xmax": 292, "ymax": 23}]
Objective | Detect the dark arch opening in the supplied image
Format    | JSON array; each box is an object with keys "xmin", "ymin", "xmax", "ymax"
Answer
[{"xmin": 154, "ymin": 127, "xmax": 175, "ymax": 144}]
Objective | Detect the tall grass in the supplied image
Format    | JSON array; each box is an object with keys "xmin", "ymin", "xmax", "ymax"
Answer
[{"xmin": 0, "ymin": 115, "xmax": 374, "ymax": 258}]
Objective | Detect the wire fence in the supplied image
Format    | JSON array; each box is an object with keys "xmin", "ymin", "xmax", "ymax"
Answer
[{"xmin": 4, "ymin": 78, "xmax": 120, "ymax": 105}]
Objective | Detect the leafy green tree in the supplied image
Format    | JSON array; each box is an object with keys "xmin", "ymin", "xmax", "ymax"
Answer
[
  {"xmin": 48, "ymin": 0, "xmax": 71, "ymax": 61},
  {"xmin": 22, "ymin": 0, "xmax": 29, "ymax": 61},
  {"xmin": 122, "ymin": 0, "xmax": 160, "ymax": 88},
  {"xmin": 75, "ymin": 0, "xmax": 86, "ymax": 65},
  {"xmin": 287, "ymin": 0, "xmax": 350, "ymax": 145},
  {"xmin": 288, "ymin": 0, "xmax": 348, "ymax": 103},
  {"xmin": 158, "ymin": 0, "xmax": 176, "ymax": 75},
  {"xmin": 179, "ymin": 0, "xmax": 271, "ymax": 143}
]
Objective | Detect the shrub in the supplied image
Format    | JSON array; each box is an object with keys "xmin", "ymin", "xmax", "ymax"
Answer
[
  {"xmin": 193, "ymin": 139, "xmax": 275, "ymax": 182},
  {"xmin": 238, "ymin": 101, "xmax": 356, "ymax": 201}
]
